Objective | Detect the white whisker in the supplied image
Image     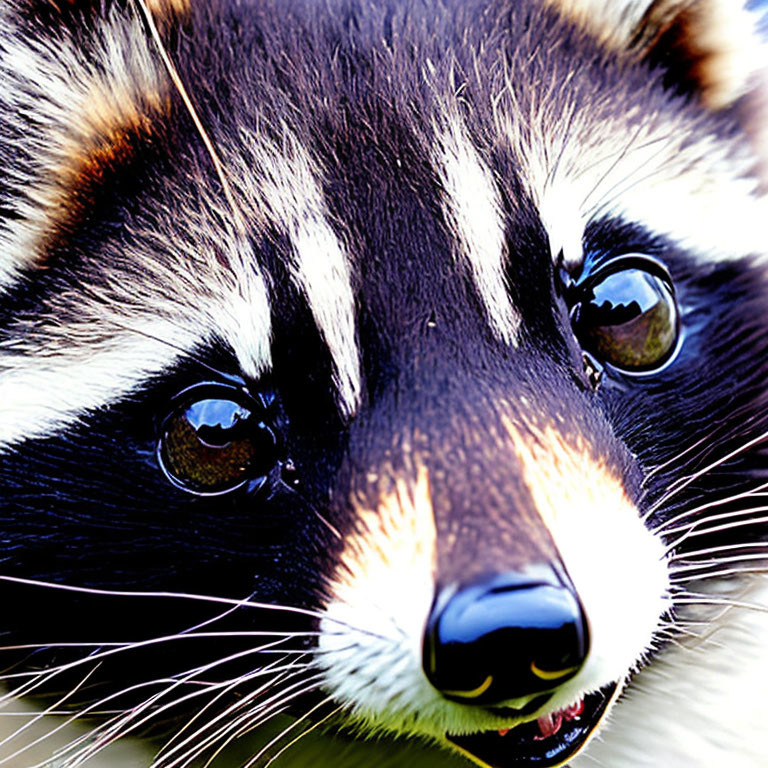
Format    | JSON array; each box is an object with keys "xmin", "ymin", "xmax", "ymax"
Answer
[
  {"xmin": 159, "ymin": 674, "xmax": 325, "ymax": 768},
  {"xmin": 0, "ymin": 576, "xmax": 381, "ymax": 638},
  {"xmin": 671, "ymin": 595, "xmax": 768, "ymax": 614},
  {"xmin": 650, "ymin": 481, "xmax": 768, "ymax": 533},
  {"xmin": 0, "ymin": 664, "xmax": 101, "ymax": 761},
  {"xmin": 252, "ymin": 698, "xmax": 342, "ymax": 768},
  {"xmin": 661, "ymin": 505, "xmax": 768, "ymax": 538},
  {"xmin": 668, "ymin": 541, "xmax": 768, "ymax": 561},
  {"xmin": 671, "ymin": 566, "xmax": 768, "ymax": 582},
  {"xmin": 664, "ymin": 514, "xmax": 768, "ymax": 556},
  {"xmin": 18, "ymin": 640, "xmax": 308, "ymax": 767},
  {"xmin": 154, "ymin": 654, "xmax": 308, "ymax": 765},
  {"xmin": 669, "ymin": 553, "xmax": 768, "ymax": 572},
  {"xmin": 645, "ymin": 428, "xmax": 768, "ymax": 519},
  {"xmin": 189, "ymin": 687, "xmax": 320, "ymax": 768},
  {"xmin": 66, "ymin": 642, "xmax": 309, "ymax": 766}
]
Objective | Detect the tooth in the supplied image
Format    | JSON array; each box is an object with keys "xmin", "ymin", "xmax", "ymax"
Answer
[
  {"xmin": 564, "ymin": 698, "xmax": 585, "ymax": 719},
  {"xmin": 535, "ymin": 711, "xmax": 563, "ymax": 740}
]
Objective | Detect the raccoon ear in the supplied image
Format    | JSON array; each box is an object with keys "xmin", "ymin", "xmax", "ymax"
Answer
[
  {"xmin": 630, "ymin": 0, "xmax": 768, "ymax": 183},
  {"xmin": 629, "ymin": 0, "xmax": 765, "ymax": 110},
  {"xmin": 552, "ymin": 0, "xmax": 768, "ymax": 177},
  {"xmin": 553, "ymin": 0, "xmax": 765, "ymax": 108}
]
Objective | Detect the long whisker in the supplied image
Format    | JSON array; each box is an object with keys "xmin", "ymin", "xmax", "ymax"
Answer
[
  {"xmin": 0, "ymin": 632, "xmax": 326, "ymax": 676},
  {"xmin": 249, "ymin": 698, "xmax": 342, "ymax": 768},
  {"xmin": 159, "ymin": 674, "xmax": 325, "ymax": 768},
  {"xmin": 210, "ymin": 683, "xmax": 328, "ymax": 768},
  {"xmin": 182, "ymin": 683, "xmax": 322, "ymax": 768},
  {"xmin": 80, "ymin": 645, "xmax": 306, "ymax": 748},
  {"xmin": 664, "ymin": 514, "xmax": 768, "ymax": 556},
  {"xmin": 4, "ymin": 631, "xmax": 309, "ymax": 767},
  {"xmin": 645, "ymin": 428, "xmax": 768, "ymax": 519},
  {"xmin": 640, "ymin": 430, "xmax": 718, "ymax": 492},
  {"xmin": 668, "ymin": 541, "xmax": 768, "ymax": 561},
  {"xmin": 4, "ymin": 662, "xmax": 292, "ymax": 768},
  {"xmin": 55, "ymin": 655, "xmax": 312, "ymax": 768},
  {"xmin": 669, "ymin": 552, "xmax": 768, "ymax": 572},
  {"xmin": 641, "ymin": 404, "xmax": 768, "ymax": 515},
  {"xmin": 153, "ymin": 655, "xmax": 301, "ymax": 765},
  {"xmin": 670, "ymin": 593, "xmax": 768, "ymax": 614},
  {"xmin": 0, "ymin": 664, "xmax": 102, "ymax": 759},
  {"xmin": 651, "ymin": 482, "xmax": 768, "ymax": 533},
  {"xmin": 0, "ymin": 576, "xmax": 382, "ymax": 638},
  {"xmin": 670, "ymin": 566, "xmax": 768, "ymax": 582},
  {"xmin": 660, "ymin": 504, "xmax": 768, "ymax": 538}
]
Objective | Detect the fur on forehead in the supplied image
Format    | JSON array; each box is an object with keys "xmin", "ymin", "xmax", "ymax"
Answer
[{"xmin": 0, "ymin": 3, "xmax": 267, "ymax": 321}]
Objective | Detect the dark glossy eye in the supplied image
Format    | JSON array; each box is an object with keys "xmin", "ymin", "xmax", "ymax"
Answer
[
  {"xmin": 569, "ymin": 256, "xmax": 679, "ymax": 373},
  {"xmin": 157, "ymin": 385, "xmax": 278, "ymax": 495}
]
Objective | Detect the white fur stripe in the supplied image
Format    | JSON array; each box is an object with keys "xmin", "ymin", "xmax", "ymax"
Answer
[
  {"xmin": 583, "ymin": 123, "xmax": 768, "ymax": 263},
  {"xmin": 291, "ymin": 220, "xmax": 360, "ymax": 415},
  {"xmin": 210, "ymin": 235, "xmax": 274, "ymax": 382},
  {"xmin": 229, "ymin": 130, "xmax": 361, "ymax": 416},
  {"xmin": 605, "ymin": 170, "xmax": 767, "ymax": 264},
  {"xmin": 0, "ymin": 229, "xmax": 273, "ymax": 449},
  {"xmin": 504, "ymin": 97, "xmax": 768, "ymax": 268},
  {"xmin": 436, "ymin": 118, "xmax": 521, "ymax": 345},
  {"xmin": 0, "ymin": 321, "xmax": 191, "ymax": 448}
]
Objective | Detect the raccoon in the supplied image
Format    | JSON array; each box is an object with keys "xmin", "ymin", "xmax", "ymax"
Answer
[{"xmin": 0, "ymin": 0, "xmax": 767, "ymax": 766}]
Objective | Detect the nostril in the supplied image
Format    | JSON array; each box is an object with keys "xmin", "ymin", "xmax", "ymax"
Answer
[{"xmin": 422, "ymin": 570, "xmax": 589, "ymax": 705}]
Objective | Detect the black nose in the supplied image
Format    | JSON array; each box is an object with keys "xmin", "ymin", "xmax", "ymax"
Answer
[{"xmin": 422, "ymin": 569, "xmax": 589, "ymax": 705}]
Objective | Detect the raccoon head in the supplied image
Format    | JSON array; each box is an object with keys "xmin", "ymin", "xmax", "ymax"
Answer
[{"xmin": 0, "ymin": 0, "xmax": 767, "ymax": 766}]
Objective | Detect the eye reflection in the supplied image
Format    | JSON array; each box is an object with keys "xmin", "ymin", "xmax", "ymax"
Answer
[
  {"xmin": 157, "ymin": 386, "xmax": 278, "ymax": 496},
  {"xmin": 569, "ymin": 257, "xmax": 680, "ymax": 374}
]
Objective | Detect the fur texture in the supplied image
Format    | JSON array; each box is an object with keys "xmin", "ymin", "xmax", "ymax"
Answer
[{"xmin": 0, "ymin": 0, "xmax": 766, "ymax": 766}]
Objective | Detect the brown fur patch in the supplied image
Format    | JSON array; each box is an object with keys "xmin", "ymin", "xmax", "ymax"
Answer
[
  {"xmin": 27, "ymin": 0, "xmax": 190, "ymax": 19},
  {"xmin": 502, "ymin": 417, "xmax": 634, "ymax": 541},
  {"xmin": 544, "ymin": 0, "xmax": 761, "ymax": 110},
  {"xmin": 42, "ymin": 99, "xmax": 169, "ymax": 258},
  {"xmin": 145, "ymin": 0, "xmax": 190, "ymax": 17}
]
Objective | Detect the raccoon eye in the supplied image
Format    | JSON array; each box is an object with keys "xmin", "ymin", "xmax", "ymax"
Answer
[
  {"xmin": 569, "ymin": 256, "xmax": 679, "ymax": 373},
  {"xmin": 157, "ymin": 385, "xmax": 278, "ymax": 495}
]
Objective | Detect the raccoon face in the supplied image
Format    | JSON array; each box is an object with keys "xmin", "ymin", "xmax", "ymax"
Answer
[{"xmin": 1, "ymin": 0, "xmax": 767, "ymax": 766}]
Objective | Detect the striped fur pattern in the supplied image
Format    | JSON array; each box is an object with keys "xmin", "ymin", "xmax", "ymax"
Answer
[{"xmin": 0, "ymin": 0, "xmax": 767, "ymax": 766}]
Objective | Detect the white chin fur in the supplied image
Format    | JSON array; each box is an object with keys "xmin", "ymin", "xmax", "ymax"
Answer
[{"xmin": 572, "ymin": 574, "xmax": 768, "ymax": 767}]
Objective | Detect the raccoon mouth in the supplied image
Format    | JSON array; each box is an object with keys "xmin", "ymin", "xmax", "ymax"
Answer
[{"xmin": 446, "ymin": 684, "xmax": 617, "ymax": 768}]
